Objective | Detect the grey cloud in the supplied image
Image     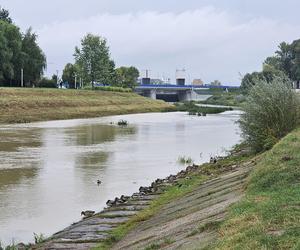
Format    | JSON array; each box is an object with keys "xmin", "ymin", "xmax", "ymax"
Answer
[
  {"xmin": 1, "ymin": 1, "xmax": 300, "ymax": 84},
  {"xmin": 37, "ymin": 8, "xmax": 299, "ymax": 84}
]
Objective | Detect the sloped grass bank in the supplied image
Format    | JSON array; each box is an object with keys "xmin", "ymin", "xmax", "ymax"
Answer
[
  {"xmin": 215, "ymin": 128, "xmax": 300, "ymax": 249},
  {"xmin": 93, "ymin": 151, "xmax": 253, "ymax": 250},
  {"xmin": 0, "ymin": 88, "xmax": 174, "ymax": 124}
]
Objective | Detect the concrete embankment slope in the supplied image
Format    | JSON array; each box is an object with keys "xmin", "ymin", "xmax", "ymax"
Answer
[
  {"xmin": 111, "ymin": 163, "xmax": 253, "ymax": 250},
  {"xmin": 0, "ymin": 88, "xmax": 173, "ymax": 124},
  {"xmin": 37, "ymin": 157, "xmax": 255, "ymax": 250}
]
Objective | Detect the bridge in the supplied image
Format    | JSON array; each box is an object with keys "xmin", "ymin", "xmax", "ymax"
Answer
[{"xmin": 135, "ymin": 84, "xmax": 238, "ymax": 102}]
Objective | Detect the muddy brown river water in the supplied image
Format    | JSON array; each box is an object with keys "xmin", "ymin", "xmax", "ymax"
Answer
[{"xmin": 0, "ymin": 112, "xmax": 241, "ymax": 245}]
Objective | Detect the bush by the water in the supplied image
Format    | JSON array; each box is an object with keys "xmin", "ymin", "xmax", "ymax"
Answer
[
  {"xmin": 239, "ymin": 76, "xmax": 300, "ymax": 152},
  {"xmin": 117, "ymin": 120, "xmax": 128, "ymax": 126},
  {"xmin": 177, "ymin": 156, "xmax": 194, "ymax": 165},
  {"xmin": 175, "ymin": 101, "xmax": 232, "ymax": 115}
]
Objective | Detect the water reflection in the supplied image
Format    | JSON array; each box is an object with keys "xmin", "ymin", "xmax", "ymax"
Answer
[
  {"xmin": 0, "ymin": 167, "xmax": 39, "ymax": 190},
  {"xmin": 0, "ymin": 112, "xmax": 241, "ymax": 245}
]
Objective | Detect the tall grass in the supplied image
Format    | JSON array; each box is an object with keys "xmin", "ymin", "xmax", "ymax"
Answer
[
  {"xmin": 239, "ymin": 76, "xmax": 300, "ymax": 152},
  {"xmin": 175, "ymin": 101, "xmax": 232, "ymax": 115},
  {"xmin": 0, "ymin": 88, "xmax": 173, "ymax": 124},
  {"xmin": 84, "ymin": 86, "xmax": 132, "ymax": 92}
]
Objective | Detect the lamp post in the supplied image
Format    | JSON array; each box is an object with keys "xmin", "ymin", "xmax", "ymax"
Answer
[
  {"xmin": 74, "ymin": 73, "xmax": 77, "ymax": 89},
  {"xmin": 21, "ymin": 68, "xmax": 24, "ymax": 87},
  {"xmin": 56, "ymin": 70, "xmax": 60, "ymax": 87}
]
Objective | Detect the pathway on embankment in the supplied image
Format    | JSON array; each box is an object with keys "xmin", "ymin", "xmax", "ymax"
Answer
[{"xmin": 37, "ymin": 159, "xmax": 254, "ymax": 250}]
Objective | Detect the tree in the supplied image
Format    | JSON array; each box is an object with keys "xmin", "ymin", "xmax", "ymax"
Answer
[
  {"xmin": 74, "ymin": 34, "xmax": 116, "ymax": 88},
  {"xmin": 0, "ymin": 8, "xmax": 46, "ymax": 87},
  {"xmin": 62, "ymin": 63, "xmax": 78, "ymax": 88},
  {"xmin": 36, "ymin": 76, "xmax": 57, "ymax": 88},
  {"xmin": 241, "ymin": 64, "xmax": 287, "ymax": 93},
  {"xmin": 0, "ymin": 20, "xmax": 22, "ymax": 85},
  {"xmin": 0, "ymin": 6, "xmax": 12, "ymax": 23},
  {"xmin": 21, "ymin": 28, "xmax": 46, "ymax": 86},
  {"xmin": 115, "ymin": 66, "xmax": 139, "ymax": 89}
]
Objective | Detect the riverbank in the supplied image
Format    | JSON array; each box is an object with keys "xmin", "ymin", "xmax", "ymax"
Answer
[
  {"xmin": 0, "ymin": 88, "xmax": 174, "ymax": 124},
  {"xmin": 35, "ymin": 127, "xmax": 300, "ymax": 249},
  {"xmin": 34, "ymin": 144, "xmax": 254, "ymax": 249},
  {"xmin": 198, "ymin": 89, "xmax": 245, "ymax": 107}
]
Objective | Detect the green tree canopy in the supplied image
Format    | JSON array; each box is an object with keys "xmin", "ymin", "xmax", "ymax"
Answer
[
  {"xmin": 62, "ymin": 63, "xmax": 79, "ymax": 88},
  {"xmin": 74, "ymin": 33, "xmax": 116, "ymax": 88},
  {"xmin": 241, "ymin": 38, "xmax": 300, "ymax": 92},
  {"xmin": 0, "ymin": 20, "xmax": 22, "ymax": 83},
  {"xmin": 0, "ymin": 17, "xmax": 46, "ymax": 87},
  {"xmin": 21, "ymin": 28, "xmax": 46, "ymax": 86},
  {"xmin": 115, "ymin": 66, "xmax": 139, "ymax": 89},
  {"xmin": 0, "ymin": 6, "xmax": 12, "ymax": 23}
]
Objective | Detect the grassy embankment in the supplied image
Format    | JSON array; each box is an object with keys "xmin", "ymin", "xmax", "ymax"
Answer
[
  {"xmin": 93, "ymin": 147, "xmax": 254, "ymax": 250},
  {"xmin": 0, "ymin": 88, "xmax": 174, "ymax": 124},
  {"xmin": 95, "ymin": 127, "xmax": 300, "ymax": 249},
  {"xmin": 175, "ymin": 101, "xmax": 233, "ymax": 115},
  {"xmin": 198, "ymin": 88, "xmax": 246, "ymax": 107},
  {"xmin": 215, "ymin": 127, "xmax": 300, "ymax": 249}
]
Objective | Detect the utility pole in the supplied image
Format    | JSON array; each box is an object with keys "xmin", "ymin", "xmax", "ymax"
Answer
[
  {"xmin": 21, "ymin": 68, "xmax": 24, "ymax": 87},
  {"xmin": 74, "ymin": 74, "xmax": 77, "ymax": 89},
  {"xmin": 56, "ymin": 70, "xmax": 59, "ymax": 87}
]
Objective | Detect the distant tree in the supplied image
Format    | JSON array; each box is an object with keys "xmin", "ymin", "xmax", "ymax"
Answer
[
  {"xmin": 275, "ymin": 42, "xmax": 294, "ymax": 78},
  {"xmin": 51, "ymin": 74, "xmax": 58, "ymax": 84},
  {"xmin": 0, "ymin": 6, "xmax": 12, "ymax": 23},
  {"xmin": 74, "ymin": 34, "xmax": 116, "ymax": 88},
  {"xmin": 62, "ymin": 63, "xmax": 79, "ymax": 88},
  {"xmin": 21, "ymin": 28, "xmax": 46, "ymax": 86},
  {"xmin": 36, "ymin": 76, "xmax": 57, "ymax": 88},
  {"xmin": 290, "ymin": 39, "xmax": 300, "ymax": 82},
  {"xmin": 0, "ymin": 20, "xmax": 22, "ymax": 85},
  {"xmin": 114, "ymin": 66, "xmax": 139, "ymax": 89},
  {"xmin": 241, "ymin": 64, "xmax": 287, "ymax": 93},
  {"xmin": 0, "ymin": 9, "xmax": 46, "ymax": 87}
]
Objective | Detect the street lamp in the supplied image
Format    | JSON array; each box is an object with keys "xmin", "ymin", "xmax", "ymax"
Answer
[{"xmin": 21, "ymin": 68, "xmax": 24, "ymax": 87}]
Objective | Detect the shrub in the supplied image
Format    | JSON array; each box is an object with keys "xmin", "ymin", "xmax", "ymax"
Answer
[
  {"xmin": 177, "ymin": 156, "xmax": 194, "ymax": 165},
  {"xmin": 117, "ymin": 120, "xmax": 128, "ymax": 126},
  {"xmin": 239, "ymin": 76, "xmax": 300, "ymax": 152},
  {"xmin": 36, "ymin": 78, "xmax": 57, "ymax": 88}
]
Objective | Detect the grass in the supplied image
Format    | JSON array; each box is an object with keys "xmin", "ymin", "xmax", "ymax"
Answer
[
  {"xmin": 187, "ymin": 221, "xmax": 223, "ymax": 237},
  {"xmin": 214, "ymin": 127, "xmax": 300, "ymax": 249},
  {"xmin": 144, "ymin": 238, "xmax": 175, "ymax": 250},
  {"xmin": 198, "ymin": 90, "xmax": 245, "ymax": 107},
  {"xmin": 177, "ymin": 156, "xmax": 194, "ymax": 165},
  {"xmin": 0, "ymin": 87, "xmax": 174, "ymax": 124},
  {"xmin": 175, "ymin": 101, "xmax": 233, "ymax": 115},
  {"xmin": 83, "ymin": 86, "xmax": 133, "ymax": 92},
  {"xmin": 92, "ymin": 149, "xmax": 253, "ymax": 250}
]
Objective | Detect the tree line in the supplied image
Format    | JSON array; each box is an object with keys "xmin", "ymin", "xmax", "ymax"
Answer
[
  {"xmin": 241, "ymin": 39, "xmax": 300, "ymax": 92},
  {"xmin": 0, "ymin": 7, "xmax": 46, "ymax": 87},
  {"xmin": 0, "ymin": 7, "xmax": 139, "ymax": 89},
  {"xmin": 62, "ymin": 33, "xmax": 139, "ymax": 89}
]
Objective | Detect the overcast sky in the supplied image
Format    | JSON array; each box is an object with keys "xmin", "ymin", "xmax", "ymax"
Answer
[{"xmin": 2, "ymin": 0, "xmax": 300, "ymax": 85}]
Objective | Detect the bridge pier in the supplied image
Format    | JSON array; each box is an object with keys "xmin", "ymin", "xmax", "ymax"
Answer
[
  {"xmin": 178, "ymin": 90, "xmax": 192, "ymax": 102},
  {"xmin": 144, "ymin": 89, "xmax": 157, "ymax": 99}
]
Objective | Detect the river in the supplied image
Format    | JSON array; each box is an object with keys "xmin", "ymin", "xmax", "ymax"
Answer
[{"xmin": 0, "ymin": 111, "xmax": 241, "ymax": 245}]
